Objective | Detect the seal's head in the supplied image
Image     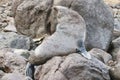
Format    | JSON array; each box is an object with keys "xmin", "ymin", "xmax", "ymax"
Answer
[{"xmin": 52, "ymin": 6, "xmax": 81, "ymax": 23}]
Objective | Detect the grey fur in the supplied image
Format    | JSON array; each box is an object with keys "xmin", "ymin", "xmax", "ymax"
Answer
[{"xmin": 26, "ymin": 6, "xmax": 91, "ymax": 79}]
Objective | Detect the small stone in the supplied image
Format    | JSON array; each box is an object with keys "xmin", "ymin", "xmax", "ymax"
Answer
[
  {"xmin": 1, "ymin": 73, "xmax": 26, "ymax": 80},
  {"xmin": 0, "ymin": 70, "xmax": 5, "ymax": 78}
]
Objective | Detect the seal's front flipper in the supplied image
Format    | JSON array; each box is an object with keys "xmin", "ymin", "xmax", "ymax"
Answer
[{"xmin": 26, "ymin": 62, "xmax": 35, "ymax": 80}]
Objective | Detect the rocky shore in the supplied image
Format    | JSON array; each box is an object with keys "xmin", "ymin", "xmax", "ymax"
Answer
[{"xmin": 0, "ymin": 0, "xmax": 120, "ymax": 80}]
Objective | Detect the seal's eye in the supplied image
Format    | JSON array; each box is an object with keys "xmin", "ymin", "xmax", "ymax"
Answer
[{"xmin": 53, "ymin": 7, "xmax": 58, "ymax": 12}]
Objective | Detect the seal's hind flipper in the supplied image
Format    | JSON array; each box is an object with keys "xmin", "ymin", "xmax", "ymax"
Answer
[
  {"xmin": 81, "ymin": 51, "xmax": 91, "ymax": 59},
  {"xmin": 26, "ymin": 62, "xmax": 35, "ymax": 80},
  {"xmin": 77, "ymin": 40, "xmax": 91, "ymax": 59},
  {"xmin": 76, "ymin": 49, "xmax": 91, "ymax": 59}
]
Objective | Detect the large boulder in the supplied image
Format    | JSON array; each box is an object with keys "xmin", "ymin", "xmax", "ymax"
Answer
[
  {"xmin": 52, "ymin": 0, "xmax": 114, "ymax": 51},
  {"xmin": 13, "ymin": 0, "xmax": 53, "ymax": 38},
  {"xmin": 35, "ymin": 53, "xmax": 110, "ymax": 80}
]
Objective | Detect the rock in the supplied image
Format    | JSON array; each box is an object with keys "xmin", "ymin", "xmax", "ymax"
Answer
[
  {"xmin": 112, "ymin": 37, "xmax": 120, "ymax": 51},
  {"xmin": 0, "ymin": 71, "xmax": 5, "ymax": 78},
  {"xmin": 3, "ymin": 17, "xmax": 17, "ymax": 32},
  {"xmin": 110, "ymin": 63, "xmax": 120, "ymax": 80},
  {"xmin": 89, "ymin": 48, "xmax": 112, "ymax": 64},
  {"xmin": 111, "ymin": 37, "xmax": 120, "ymax": 61},
  {"xmin": 11, "ymin": 0, "xmax": 25, "ymax": 17},
  {"xmin": 113, "ymin": 8, "xmax": 120, "ymax": 18},
  {"xmin": 0, "ymin": 32, "xmax": 33, "ymax": 50},
  {"xmin": 13, "ymin": 49, "xmax": 31, "ymax": 59},
  {"xmin": 111, "ymin": 48, "xmax": 120, "ymax": 62},
  {"xmin": 113, "ymin": 18, "xmax": 120, "ymax": 39},
  {"xmin": 113, "ymin": 30, "xmax": 120, "ymax": 40},
  {"xmin": 1, "ymin": 73, "xmax": 26, "ymax": 80},
  {"xmin": 109, "ymin": 37, "xmax": 120, "ymax": 80},
  {"xmin": 110, "ymin": 37, "xmax": 120, "ymax": 80},
  {"xmin": 110, "ymin": 37, "xmax": 120, "ymax": 61},
  {"xmin": 0, "ymin": 0, "xmax": 13, "ymax": 30},
  {"xmin": 104, "ymin": 0, "xmax": 120, "ymax": 7},
  {"xmin": 35, "ymin": 53, "xmax": 110, "ymax": 80},
  {"xmin": 0, "ymin": 7, "xmax": 4, "ymax": 14},
  {"xmin": 52, "ymin": 0, "xmax": 114, "ymax": 51},
  {"xmin": 13, "ymin": 0, "xmax": 53, "ymax": 38},
  {"xmin": 114, "ymin": 19, "xmax": 120, "ymax": 30},
  {"xmin": 0, "ymin": 48, "xmax": 27, "ymax": 77}
]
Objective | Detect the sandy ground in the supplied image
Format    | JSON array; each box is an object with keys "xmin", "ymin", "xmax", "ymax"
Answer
[{"xmin": 104, "ymin": 0, "xmax": 120, "ymax": 5}]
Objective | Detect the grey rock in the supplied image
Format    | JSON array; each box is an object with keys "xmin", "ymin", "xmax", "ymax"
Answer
[
  {"xmin": 1, "ymin": 73, "xmax": 26, "ymax": 80},
  {"xmin": 110, "ymin": 35, "xmax": 120, "ymax": 80},
  {"xmin": 110, "ymin": 37, "xmax": 120, "ymax": 80},
  {"xmin": 0, "ymin": 0, "xmax": 14, "ymax": 29},
  {"xmin": 113, "ymin": 30, "xmax": 120, "ymax": 40},
  {"xmin": 113, "ymin": 8, "xmax": 120, "ymax": 19},
  {"xmin": 12, "ymin": 0, "xmax": 25, "ymax": 17},
  {"xmin": 113, "ymin": 18, "xmax": 120, "ymax": 39},
  {"xmin": 89, "ymin": 48, "xmax": 112, "ymax": 64},
  {"xmin": 10, "ymin": 36, "xmax": 31, "ymax": 49},
  {"xmin": 35, "ymin": 53, "xmax": 110, "ymax": 80},
  {"xmin": 111, "ymin": 48, "xmax": 118, "ymax": 61},
  {"xmin": 111, "ymin": 43, "xmax": 120, "ymax": 63},
  {"xmin": 0, "ymin": 48, "xmax": 27, "ymax": 75},
  {"xmin": 0, "ymin": 71, "xmax": 5, "ymax": 79},
  {"xmin": 114, "ymin": 18, "xmax": 120, "ymax": 27},
  {"xmin": 110, "ymin": 37, "xmax": 120, "ymax": 68},
  {"xmin": 110, "ymin": 61, "xmax": 120, "ymax": 80},
  {"xmin": 3, "ymin": 17, "xmax": 17, "ymax": 32},
  {"xmin": 112, "ymin": 37, "xmax": 120, "ymax": 49},
  {"xmin": 0, "ymin": 32, "xmax": 33, "ymax": 50},
  {"xmin": 13, "ymin": 49, "xmax": 31, "ymax": 59}
]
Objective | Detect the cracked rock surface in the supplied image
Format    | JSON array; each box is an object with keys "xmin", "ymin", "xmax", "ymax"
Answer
[{"xmin": 35, "ymin": 53, "xmax": 110, "ymax": 80}]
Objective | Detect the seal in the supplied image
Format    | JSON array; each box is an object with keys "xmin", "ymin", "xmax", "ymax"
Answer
[{"xmin": 26, "ymin": 6, "xmax": 91, "ymax": 80}]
